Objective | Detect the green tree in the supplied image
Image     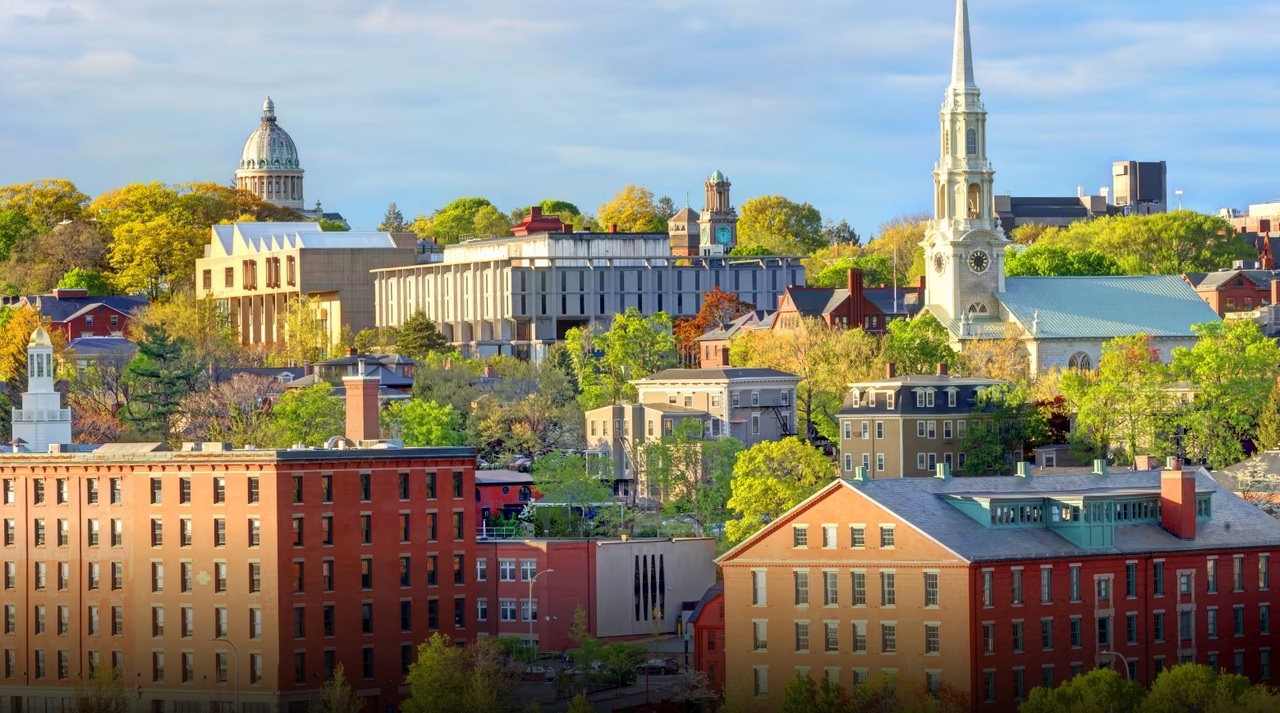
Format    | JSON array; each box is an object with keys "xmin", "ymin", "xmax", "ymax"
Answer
[
  {"xmin": 724, "ymin": 438, "xmax": 834, "ymax": 545},
  {"xmin": 1256, "ymin": 382, "xmax": 1280, "ymax": 451},
  {"xmin": 1062, "ymin": 334, "xmax": 1178, "ymax": 465},
  {"xmin": 123, "ymin": 324, "xmax": 201, "ymax": 442},
  {"xmin": 134, "ymin": 291, "xmax": 241, "ymax": 372},
  {"xmin": 269, "ymin": 383, "xmax": 345, "ymax": 447},
  {"xmin": 426, "ymin": 197, "xmax": 500, "ymax": 245},
  {"xmin": 822, "ymin": 219, "xmax": 860, "ymax": 246},
  {"xmin": 1010, "ymin": 223, "xmax": 1060, "ymax": 245},
  {"xmin": 884, "ymin": 314, "xmax": 959, "ymax": 375},
  {"xmin": 532, "ymin": 452, "xmax": 611, "ymax": 536},
  {"xmin": 1031, "ymin": 211, "xmax": 1253, "ymax": 275},
  {"xmin": 397, "ymin": 310, "xmax": 452, "ymax": 359},
  {"xmin": 1020, "ymin": 667, "xmax": 1144, "ymax": 713},
  {"xmin": 397, "ymin": 399, "xmax": 466, "ymax": 446},
  {"xmin": 402, "ymin": 633, "xmax": 469, "ymax": 713},
  {"xmin": 959, "ymin": 383, "xmax": 1047, "ymax": 475},
  {"xmin": 1139, "ymin": 663, "xmax": 1253, "ymax": 713},
  {"xmin": 74, "ymin": 665, "xmax": 128, "ymax": 713},
  {"xmin": 107, "ymin": 213, "xmax": 206, "ymax": 299},
  {"xmin": 318, "ymin": 219, "xmax": 350, "ymax": 231},
  {"xmin": 1170, "ymin": 320, "xmax": 1280, "ymax": 469},
  {"xmin": 0, "ymin": 179, "xmax": 89, "ymax": 231},
  {"xmin": 643, "ymin": 418, "xmax": 743, "ymax": 536},
  {"xmin": 565, "ymin": 309, "xmax": 677, "ymax": 409},
  {"xmin": 0, "ymin": 209, "xmax": 33, "ymax": 262},
  {"xmin": 57, "ymin": 268, "xmax": 113, "ymax": 296},
  {"xmin": 378, "ymin": 202, "xmax": 406, "ymax": 232},
  {"xmin": 597, "ymin": 185, "xmax": 665, "ymax": 233},
  {"xmin": 310, "ymin": 663, "xmax": 364, "ymax": 713},
  {"xmin": 565, "ymin": 694, "xmax": 596, "ymax": 713},
  {"xmin": 811, "ymin": 254, "xmax": 894, "ymax": 289},
  {"xmin": 277, "ymin": 295, "xmax": 332, "ymax": 364},
  {"xmin": 728, "ymin": 244, "xmax": 775, "ymax": 257},
  {"xmin": 597, "ymin": 641, "xmax": 647, "ymax": 689},
  {"xmin": 779, "ymin": 671, "xmax": 819, "ymax": 713},
  {"xmin": 353, "ymin": 326, "xmax": 398, "ymax": 354},
  {"xmin": 864, "ymin": 214, "xmax": 928, "ymax": 285},
  {"xmin": 1004, "ymin": 243, "xmax": 1124, "ymax": 277},
  {"xmin": 736, "ymin": 195, "xmax": 825, "ymax": 254},
  {"xmin": 472, "ymin": 205, "xmax": 511, "ymax": 237}
]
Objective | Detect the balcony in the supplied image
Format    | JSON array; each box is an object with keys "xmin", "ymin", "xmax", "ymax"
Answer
[{"xmin": 12, "ymin": 408, "xmax": 71, "ymax": 423}]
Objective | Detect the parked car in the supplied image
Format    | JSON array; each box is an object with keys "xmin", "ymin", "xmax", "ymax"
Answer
[{"xmin": 635, "ymin": 658, "xmax": 679, "ymax": 675}]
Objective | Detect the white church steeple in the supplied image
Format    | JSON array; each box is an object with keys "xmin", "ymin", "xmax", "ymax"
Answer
[
  {"xmin": 11, "ymin": 327, "xmax": 71, "ymax": 452},
  {"xmin": 922, "ymin": 0, "xmax": 1009, "ymax": 326}
]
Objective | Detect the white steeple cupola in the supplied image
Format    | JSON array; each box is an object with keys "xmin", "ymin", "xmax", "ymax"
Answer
[
  {"xmin": 11, "ymin": 327, "xmax": 71, "ymax": 452},
  {"xmin": 922, "ymin": 0, "xmax": 1009, "ymax": 327}
]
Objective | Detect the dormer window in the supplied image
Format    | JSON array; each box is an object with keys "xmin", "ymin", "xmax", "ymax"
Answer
[
  {"xmin": 852, "ymin": 391, "xmax": 861, "ymax": 408},
  {"xmin": 866, "ymin": 392, "xmax": 876, "ymax": 409},
  {"xmin": 926, "ymin": 390, "xmax": 936, "ymax": 408},
  {"xmin": 947, "ymin": 390, "xmax": 957, "ymax": 408},
  {"xmin": 886, "ymin": 392, "xmax": 895, "ymax": 410},
  {"xmin": 915, "ymin": 390, "xmax": 925, "ymax": 408}
]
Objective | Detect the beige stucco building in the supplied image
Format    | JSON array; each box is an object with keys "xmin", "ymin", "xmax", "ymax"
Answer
[
  {"xmin": 585, "ymin": 367, "xmax": 802, "ymax": 502},
  {"xmin": 196, "ymin": 222, "xmax": 419, "ymax": 348},
  {"xmin": 372, "ymin": 231, "xmax": 803, "ymax": 360}
]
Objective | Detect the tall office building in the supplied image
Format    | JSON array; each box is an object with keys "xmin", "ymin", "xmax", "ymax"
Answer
[{"xmin": 1112, "ymin": 160, "xmax": 1168, "ymax": 214}]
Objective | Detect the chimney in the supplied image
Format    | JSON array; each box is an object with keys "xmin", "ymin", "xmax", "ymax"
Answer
[
  {"xmin": 916, "ymin": 275, "xmax": 926, "ymax": 291},
  {"xmin": 345, "ymin": 347, "xmax": 357, "ymax": 357},
  {"xmin": 1270, "ymin": 277, "xmax": 1279, "ymax": 307},
  {"xmin": 1160, "ymin": 457, "xmax": 1197, "ymax": 540},
  {"xmin": 847, "ymin": 268, "xmax": 864, "ymax": 327},
  {"xmin": 936, "ymin": 363, "xmax": 949, "ymax": 377},
  {"xmin": 608, "ymin": 224, "xmax": 619, "ymax": 234},
  {"xmin": 935, "ymin": 462, "xmax": 951, "ymax": 481},
  {"xmin": 51, "ymin": 287, "xmax": 87, "ymax": 299},
  {"xmin": 343, "ymin": 358, "xmax": 380, "ymax": 443},
  {"xmin": 1092, "ymin": 459, "xmax": 1108, "ymax": 477},
  {"xmin": 849, "ymin": 465, "xmax": 868, "ymax": 486},
  {"xmin": 1015, "ymin": 462, "xmax": 1031, "ymax": 478},
  {"xmin": 1133, "ymin": 455, "xmax": 1158, "ymax": 471},
  {"xmin": 885, "ymin": 363, "xmax": 896, "ymax": 379},
  {"xmin": 847, "ymin": 268, "xmax": 863, "ymax": 296},
  {"xmin": 530, "ymin": 206, "xmax": 542, "ymax": 217}
]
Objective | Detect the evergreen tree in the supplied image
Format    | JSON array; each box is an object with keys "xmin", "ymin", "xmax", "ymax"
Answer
[
  {"xmin": 1257, "ymin": 382, "xmax": 1280, "ymax": 452},
  {"xmin": 378, "ymin": 202, "xmax": 406, "ymax": 232},
  {"xmin": 396, "ymin": 310, "xmax": 451, "ymax": 359},
  {"xmin": 123, "ymin": 324, "xmax": 200, "ymax": 441}
]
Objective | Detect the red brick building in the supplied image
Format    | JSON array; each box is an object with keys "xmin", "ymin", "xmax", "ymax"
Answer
[
  {"xmin": 717, "ymin": 459, "xmax": 1280, "ymax": 711},
  {"xmin": 472, "ymin": 537, "xmax": 716, "ymax": 654},
  {"xmin": 475, "ymin": 470, "xmax": 537, "ymax": 526},
  {"xmin": 771, "ymin": 270, "xmax": 922, "ymax": 334},
  {"xmin": 8, "ymin": 288, "xmax": 149, "ymax": 340},
  {"xmin": 0, "ymin": 377, "xmax": 477, "ymax": 713},
  {"xmin": 689, "ymin": 582, "xmax": 725, "ymax": 693},
  {"xmin": 1183, "ymin": 268, "xmax": 1278, "ymax": 317}
]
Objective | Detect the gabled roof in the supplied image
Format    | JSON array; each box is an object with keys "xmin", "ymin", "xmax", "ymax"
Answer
[
  {"xmin": 640, "ymin": 367, "xmax": 801, "ymax": 383},
  {"xmin": 782, "ymin": 287, "xmax": 847, "ymax": 317},
  {"xmin": 689, "ymin": 581, "xmax": 724, "ymax": 625},
  {"xmin": 208, "ymin": 222, "xmax": 410, "ymax": 257},
  {"xmin": 28, "ymin": 295, "xmax": 149, "ymax": 322},
  {"xmin": 1192, "ymin": 269, "xmax": 1275, "ymax": 292},
  {"xmin": 864, "ymin": 287, "xmax": 922, "ymax": 316},
  {"xmin": 65, "ymin": 337, "xmax": 137, "ymax": 360},
  {"xmin": 997, "ymin": 275, "xmax": 1220, "ymax": 340},
  {"xmin": 668, "ymin": 207, "xmax": 700, "ymax": 223}
]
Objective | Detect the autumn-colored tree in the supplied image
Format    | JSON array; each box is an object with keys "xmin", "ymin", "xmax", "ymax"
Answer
[
  {"xmin": 0, "ymin": 179, "xmax": 89, "ymax": 232},
  {"xmin": 957, "ymin": 326, "xmax": 1030, "ymax": 383},
  {"xmin": 736, "ymin": 195, "xmax": 825, "ymax": 254},
  {"xmin": 864, "ymin": 214, "xmax": 929, "ymax": 285},
  {"xmin": 276, "ymin": 295, "xmax": 332, "ymax": 364},
  {"xmin": 178, "ymin": 373, "xmax": 278, "ymax": 448},
  {"xmin": 3, "ymin": 220, "xmax": 109, "ymax": 295},
  {"xmin": 108, "ymin": 214, "xmax": 206, "ymax": 298},
  {"xmin": 0, "ymin": 307, "xmax": 61, "ymax": 440},
  {"xmin": 597, "ymin": 185, "xmax": 665, "ymax": 233},
  {"xmin": 672, "ymin": 287, "xmax": 753, "ymax": 365}
]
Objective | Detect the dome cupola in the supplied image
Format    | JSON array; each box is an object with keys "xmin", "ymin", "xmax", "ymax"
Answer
[{"xmin": 235, "ymin": 96, "xmax": 305, "ymax": 209}]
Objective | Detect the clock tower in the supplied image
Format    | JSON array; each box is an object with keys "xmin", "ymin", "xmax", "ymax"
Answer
[
  {"xmin": 921, "ymin": 0, "xmax": 1009, "ymax": 327},
  {"xmin": 698, "ymin": 170, "xmax": 738, "ymax": 255}
]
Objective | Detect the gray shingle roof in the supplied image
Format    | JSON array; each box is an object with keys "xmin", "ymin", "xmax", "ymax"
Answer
[
  {"xmin": 997, "ymin": 276, "xmax": 1220, "ymax": 340},
  {"xmin": 689, "ymin": 581, "xmax": 724, "ymax": 625},
  {"xmin": 642, "ymin": 368, "xmax": 801, "ymax": 382},
  {"xmin": 844, "ymin": 469, "xmax": 1280, "ymax": 562}
]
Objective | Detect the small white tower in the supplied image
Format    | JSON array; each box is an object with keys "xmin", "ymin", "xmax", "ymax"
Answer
[{"xmin": 11, "ymin": 327, "xmax": 71, "ymax": 452}]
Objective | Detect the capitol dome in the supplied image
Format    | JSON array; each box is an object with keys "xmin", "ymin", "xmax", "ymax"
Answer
[
  {"xmin": 240, "ymin": 97, "xmax": 300, "ymax": 170},
  {"xmin": 235, "ymin": 97, "xmax": 305, "ymax": 210}
]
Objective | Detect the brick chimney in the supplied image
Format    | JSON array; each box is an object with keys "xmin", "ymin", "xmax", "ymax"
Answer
[
  {"xmin": 343, "ymin": 359, "xmax": 380, "ymax": 443},
  {"xmin": 1270, "ymin": 277, "xmax": 1279, "ymax": 307},
  {"xmin": 846, "ymin": 268, "xmax": 865, "ymax": 328},
  {"xmin": 346, "ymin": 347, "xmax": 357, "ymax": 357},
  {"xmin": 936, "ymin": 363, "xmax": 949, "ymax": 377},
  {"xmin": 885, "ymin": 363, "xmax": 896, "ymax": 379},
  {"xmin": 608, "ymin": 224, "xmax": 618, "ymax": 234},
  {"xmin": 530, "ymin": 206, "xmax": 542, "ymax": 218},
  {"xmin": 51, "ymin": 287, "xmax": 87, "ymax": 299},
  {"xmin": 1160, "ymin": 457, "xmax": 1197, "ymax": 540},
  {"xmin": 1133, "ymin": 455, "xmax": 1158, "ymax": 471}
]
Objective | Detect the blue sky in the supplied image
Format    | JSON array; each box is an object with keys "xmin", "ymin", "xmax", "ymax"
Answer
[{"xmin": 1, "ymin": 0, "xmax": 1278, "ymax": 236}]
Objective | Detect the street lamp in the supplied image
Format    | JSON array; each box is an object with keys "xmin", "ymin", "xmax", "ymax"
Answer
[
  {"xmin": 210, "ymin": 638, "xmax": 241, "ymax": 713},
  {"xmin": 528, "ymin": 569, "xmax": 554, "ymax": 660},
  {"xmin": 1099, "ymin": 649, "xmax": 1131, "ymax": 679}
]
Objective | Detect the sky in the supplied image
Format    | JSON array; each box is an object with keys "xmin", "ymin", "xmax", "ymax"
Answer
[{"xmin": 1, "ymin": 0, "xmax": 1278, "ymax": 236}]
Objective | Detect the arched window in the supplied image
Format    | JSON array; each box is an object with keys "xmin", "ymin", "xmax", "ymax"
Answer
[
  {"xmin": 1068, "ymin": 352, "xmax": 1093, "ymax": 370},
  {"xmin": 518, "ymin": 486, "xmax": 531, "ymax": 502},
  {"xmin": 966, "ymin": 128, "xmax": 977, "ymax": 156},
  {"xmin": 968, "ymin": 184, "xmax": 981, "ymax": 219},
  {"xmin": 474, "ymin": 487, "xmax": 481, "ymax": 502},
  {"xmin": 967, "ymin": 303, "xmax": 989, "ymax": 315}
]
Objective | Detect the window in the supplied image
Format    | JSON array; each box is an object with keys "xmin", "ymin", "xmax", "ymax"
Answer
[
  {"xmin": 214, "ymin": 561, "xmax": 227, "ymax": 592},
  {"xmin": 792, "ymin": 526, "xmax": 808, "ymax": 548},
  {"xmin": 150, "ymin": 518, "xmax": 163, "ymax": 547},
  {"xmin": 861, "ymin": 421, "xmax": 869, "ymax": 439},
  {"xmin": 360, "ymin": 514, "xmax": 372, "ymax": 544},
  {"xmin": 1208, "ymin": 608, "xmax": 1219, "ymax": 638},
  {"xmin": 251, "ymin": 607, "xmax": 263, "ymax": 639},
  {"xmin": 212, "ymin": 477, "xmax": 225, "ymax": 504},
  {"xmin": 982, "ymin": 570, "xmax": 993, "ymax": 607},
  {"xmin": 359, "ymin": 473, "xmax": 371, "ymax": 501},
  {"xmin": 925, "ymin": 624, "xmax": 940, "ymax": 654},
  {"xmin": 1070, "ymin": 617, "xmax": 1081, "ymax": 647},
  {"xmin": 753, "ymin": 667, "xmax": 768, "ymax": 696},
  {"xmin": 246, "ymin": 476, "xmax": 259, "ymax": 503},
  {"xmin": 925, "ymin": 573, "xmax": 939, "ymax": 607},
  {"xmin": 1041, "ymin": 619, "xmax": 1053, "ymax": 650},
  {"xmin": 794, "ymin": 571, "xmax": 809, "ymax": 605},
  {"xmin": 1041, "ymin": 568, "xmax": 1053, "ymax": 604},
  {"xmin": 1125, "ymin": 563, "xmax": 1137, "ymax": 597},
  {"xmin": 852, "ymin": 572, "xmax": 866, "ymax": 606},
  {"xmin": 876, "ymin": 453, "xmax": 885, "ymax": 471},
  {"xmin": 151, "ymin": 562, "xmax": 164, "ymax": 592},
  {"xmin": 881, "ymin": 623, "xmax": 896, "ymax": 653},
  {"xmin": 1207, "ymin": 559, "xmax": 1218, "ymax": 593},
  {"xmin": 1235, "ymin": 605, "xmax": 1245, "ymax": 636},
  {"xmin": 1262, "ymin": 604, "xmax": 1271, "ymax": 635},
  {"xmin": 1012, "ymin": 621, "xmax": 1024, "ymax": 651},
  {"xmin": 1013, "ymin": 668, "xmax": 1025, "ymax": 701},
  {"xmin": 453, "ymin": 512, "xmax": 464, "ymax": 540},
  {"xmin": 476, "ymin": 558, "xmax": 487, "ymax": 582},
  {"xmin": 1127, "ymin": 613, "xmax": 1138, "ymax": 644},
  {"xmin": 454, "ymin": 555, "xmax": 465, "ymax": 585},
  {"xmin": 824, "ymin": 622, "xmax": 839, "ymax": 652},
  {"xmin": 400, "ymin": 556, "xmax": 412, "ymax": 587},
  {"xmin": 1096, "ymin": 577, "xmax": 1111, "ymax": 601},
  {"xmin": 1153, "ymin": 561, "xmax": 1165, "ymax": 596},
  {"xmin": 1263, "ymin": 555, "xmax": 1271, "ymax": 590},
  {"xmin": 852, "ymin": 622, "xmax": 867, "ymax": 652},
  {"xmin": 179, "ymin": 519, "xmax": 192, "ymax": 547},
  {"xmin": 149, "ymin": 478, "xmax": 162, "ymax": 505},
  {"xmin": 249, "ymin": 562, "xmax": 261, "ymax": 593},
  {"xmin": 1154, "ymin": 612, "xmax": 1165, "ymax": 642},
  {"xmin": 794, "ymin": 622, "xmax": 810, "ymax": 652},
  {"xmin": 1180, "ymin": 610, "xmax": 1193, "ymax": 642},
  {"xmin": 880, "ymin": 526, "xmax": 894, "ymax": 548},
  {"xmin": 1011, "ymin": 570, "xmax": 1023, "ymax": 605},
  {"xmin": 399, "ymin": 514, "xmax": 410, "ymax": 542},
  {"xmin": 850, "ymin": 526, "xmax": 865, "ymax": 548},
  {"xmin": 499, "ymin": 559, "xmax": 516, "ymax": 582},
  {"xmin": 881, "ymin": 572, "xmax": 896, "ymax": 606},
  {"xmin": 1234, "ymin": 556, "xmax": 1245, "ymax": 592},
  {"xmin": 361, "ymin": 558, "xmax": 372, "ymax": 589},
  {"xmin": 875, "ymin": 422, "xmax": 884, "ymax": 439},
  {"xmin": 214, "ymin": 518, "xmax": 226, "ymax": 547},
  {"xmin": 821, "ymin": 525, "xmax": 836, "ymax": 549},
  {"xmin": 362, "ymin": 603, "xmax": 374, "ymax": 634},
  {"xmin": 1070, "ymin": 565, "xmax": 1081, "ymax": 602},
  {"xmin": 292, "ymin": 517, "xmax": 304, "ymax": 546},
  {"xmin": 824, "ymin": 571, "xmax": 838, "ymax": 606},
  {"xmin": 500, "ymin": 600, "xmax": 517, "ymax": 622},
  {"xmin": 1097, "ymin": 616, "xmax": 1111, "ymax": 646}
]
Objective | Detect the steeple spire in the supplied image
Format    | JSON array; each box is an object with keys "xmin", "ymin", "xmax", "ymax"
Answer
[{"xmin": 950, "ymin": 0, "xmax": 976, "ymax": 90}]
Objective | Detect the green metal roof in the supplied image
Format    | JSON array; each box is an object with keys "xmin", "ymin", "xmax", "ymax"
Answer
[
  {"xmin": 997, "ymin": 275, "xmax": 1220, "ymax": 340},
  {"xmin": 709, "ymin": 169, "xmax": 727, "ymax": 182}
]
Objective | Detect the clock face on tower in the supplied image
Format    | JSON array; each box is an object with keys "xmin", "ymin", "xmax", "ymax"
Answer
[
  {"xmin": 968, "ymin": 250, "xmax": 990, "ymax": 274},
  {"xmin": 932, "ymin": 253, "xmax": 945, "ymax": 274},
  {"xmin": 715, "ymin": 225, "xmax": 732, "ymax": 246}
]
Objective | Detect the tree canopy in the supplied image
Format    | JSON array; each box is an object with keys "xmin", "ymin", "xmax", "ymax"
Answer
[
  {"xmin": 724, "ymin": 437, "xmax": 833, "ymax": 545},
  {"xmin": 596, "ymin": 185, "xmax": 666, "ymax": 233},
  {"xmin": 1005, "ymin": 243, "xmax": 1124, "ymax": 277},
  {"xmin": 420, "ymin": 197, "xmax": 499, "ymax": 245},
  {"xmin": 565, "ymin": 309, "xmax": 677, "ymax": 409},
  {"xmin": 736, "ymin": 195, "xmax": 825, "ymax": 254},
  {"xmin": 884, "ymin": 314, "xmax": 959, "ymax": 376},
  {"xmin": 269, "ymin": 383, "xmax": 345, "ymax": 448}
]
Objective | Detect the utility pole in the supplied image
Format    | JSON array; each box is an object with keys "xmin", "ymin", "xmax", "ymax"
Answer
[{"xmin": 210, "ymin": 638, "xmax": 241, "ymax": 713}]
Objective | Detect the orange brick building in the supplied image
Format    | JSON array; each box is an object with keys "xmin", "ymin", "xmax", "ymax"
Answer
[
  {"xmin": 716, "ymin": 461, "xmax": 1280, "ymax": 711},
  {"xmin": 0, "ymin": 399, "xmax": 476, "ymax": 713}
]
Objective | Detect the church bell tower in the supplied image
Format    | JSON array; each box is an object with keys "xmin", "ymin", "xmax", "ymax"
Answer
[
  {"xmin": 697, "ymin": 170, "xmax": 738, "ymax": 255},
  {"xmin": 921, "ymin": 0, "xmax": 1009, "ymax": 327}
]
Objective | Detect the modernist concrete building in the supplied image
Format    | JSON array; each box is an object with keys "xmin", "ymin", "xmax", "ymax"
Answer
[
  {"xmin": 918, "ymin": 0, "xmax": 1217, "ymax": 375},
  {"xmin": 196, "ymin": 222, "xmax": 419, "ymax": 348},
  {"xmin": 1112, "ymin": 160, "xmax": 1168, "ymax": 215},
  {"xmin": 472, "ymin": 537, "xmax": 716, "ymax": 653},
  {"xmin": 372, "ymin": 231, "xmax": 803, "ymax": 360},
  {"xmin": 717, "ymin": 459, "xmax": 1280, "ymax": 711},
  {"xmin": 0, "ymin": 377, "xmax": 478, "ymax": 713},
  {"xmin": 585, "ymin": 368, "xmax": 801, "ymax": 501},
  {"xmin": 836, "ymin": 366, "xmax": 1007, "ymax": 478}
]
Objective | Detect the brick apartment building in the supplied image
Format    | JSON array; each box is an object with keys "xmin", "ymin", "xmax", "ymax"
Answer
[
  {"xmin": 0, "ymin": 371, "xmax": 477, "ymax": 713},
  {"xmin": 472, "ymin": 537, "xmax": 716, "ymax": 654},
  {"xmin": 1183, "ymin": 268, "xmax": 1279, "ymax": 317},
  {"xmin": 715, "ymin": 459, "xmax": 1280, "ymax": 711}
]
